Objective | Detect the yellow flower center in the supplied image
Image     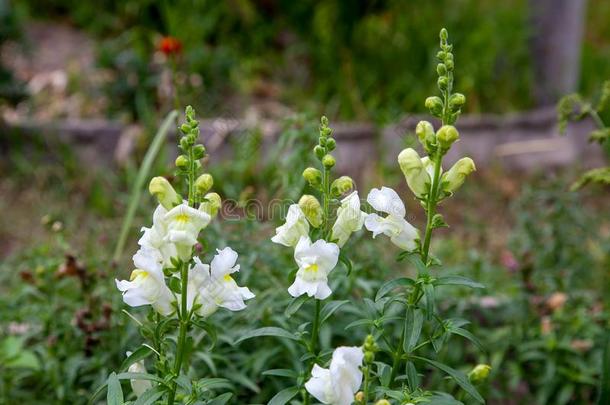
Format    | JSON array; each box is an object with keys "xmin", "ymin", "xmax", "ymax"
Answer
[
  {"xmin": 130, "ymin": 269, "xmax": 148, "ymax": 281},
  {"xmin": 175, "ymin": 213, "xmax": 190, "ymax": 223},
  {"xmin": 223, "ymin": 274, "xmax": 233, "ymax": 282},
  {"xmin": 305, "ymin": 263, "xmax": 319, "ymax": 273}
]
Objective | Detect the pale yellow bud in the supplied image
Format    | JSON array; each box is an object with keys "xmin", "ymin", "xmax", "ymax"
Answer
[
  {"xmin": 436, "ymin": 125, "xmax": 459, "ymax": 149},
  {"xmin": 199, "ymin": 192, "xmax": 221, "ymax": 218},
  {"xmin": 195, "ymin": 173, "xmax": 214, "ymax": 195},
  {"xmin": 397, "ymin": 148, "xmax": 431, "ymax": 198},
  {"xmin": 331, "ymin": 176, "xmax": 354, "ymax": 197},
  {"xmin": 416, "ymin": 120, "xmax": 435, "ymax": 148},
  {"xmin": 149, "ymin": 176, "xmax": 181, "ymax": 210},
  {"xmin": 302, "ymin": 167, "xmax": 322, "ymax": 187},
  {"xmin": 441, "ymin": 157, "xmax": 476, "ymax": 193},
  {"xmin": 298, "ymin": 195, "xmax": 323, "ymax": 228},
  {"xmin": 468, "ymin": 364, "xmax": 491, "ymax": 383},
  {"xmin": 375, "ymin": 400, "xmax": 391, "ymax": 405},
  {"xmin": 354, "ymin": 391, "xmax": 365, "ymax": 403},
  {"xmin": 322, "ymin": 154, "xmax": 336, "ymax": 169}
]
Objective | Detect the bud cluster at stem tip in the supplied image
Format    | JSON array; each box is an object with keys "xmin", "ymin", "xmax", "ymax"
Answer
[
  {"xmin": 425, "ymin": 28, "xmax": 465, "ymax": 126},
  {"xmin": 315, "ymin": 116, "xmax": 336, "ymax": 169}
]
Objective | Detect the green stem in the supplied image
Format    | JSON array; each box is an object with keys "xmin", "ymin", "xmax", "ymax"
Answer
[
  {"xmin": 362, "ymin": 364, "xmax": 371, "ymax": 403},
  {"xmin": 167, "ymin": 261, "xmax": 190, "ymax": 405},
  {"xmin": 310, "ymin": 299, "xmax": 321, "ymax": 355}
]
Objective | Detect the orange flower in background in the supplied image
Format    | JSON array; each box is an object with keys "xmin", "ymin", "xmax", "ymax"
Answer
[{"xmin": 158, "ymin": 36, "xmax": 182, "ymax": 56}]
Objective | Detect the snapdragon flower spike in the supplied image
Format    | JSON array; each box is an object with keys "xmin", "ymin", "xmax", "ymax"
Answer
[
  {"xmin": 305, "ymin": 346, "xmax": 364, "ymax": 405},
  {"xmin": 164, "ymin": 202, "xmax": 211, "ymax": 260},
  {"xmin": 288, "ymin": 236, "xmax": 339, "ymax": 300},
  {"xmin": 365, "ymin": 187, "xmax": 420, "ymax": 251},
  {"xmin": 115, "ymin": 248, "xmax": 175, "ymax": 316},
  {"xmin": 271, "ymin": 204, "xmax": 310, "ymax": 247},
  {"xmin": 186, "ymin": 247, "xmax": 254, "ymax": 317},
  {"xmin": 331, "ymin": 191, "xmax": 367, "ymax": 247},
  {"xmin": 138, "ymin": 205, "xmax": 178, "ymax": 268}
]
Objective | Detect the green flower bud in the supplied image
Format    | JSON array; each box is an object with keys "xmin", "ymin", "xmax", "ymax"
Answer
[
  {"xmin": 437, "ymin": 51, "xmax": 446, "ymax": 60},
  {"xmin": 175, "ymin": 155, "xmax": 189, "ymax": 168},
  {"xmin": 450, "ymin": 92, "xmax": 465, "ymax": 109},
  {"xmin": 436, "ymin": 125, "xmax": 460, "ymax": 149},
  {"xmin": 193, "ymin": 144, "xmax": 206, "ymax": 159},
  {"xmin": 199, "ymin": 192, "xmax": 221, "ymax": 218},
  {"xmin": 326, "ymin": 138, "xmax": 336, "ymax": 151},
  {"xmin": 355, "ymin": 392, "xmax": 365, "ymax": 403},
  {"xmin": 321, "ymin": 127, "xmax": 332, "ymax": 137},
  {"xmin": 314, "ymin": 145, "xmax": 325, "ymax": 160},
  {"xmin": 398, "ymin": 148, "xmax": 431, "ymax": 198},
  {"xmin": 437, "ymin": 63, "xmax": 447, "ymax": 76},
  {"xmin": 425, "ymin": 96, "xmax": 443, "ymax": 116},
  {"xmin": 364, "ymin": 351, "xmax": 374, "ymax": 364},
  {"xmin": 441, "ymin": 157, "xmax": 476, "ymax": 194},
  {"xmin": 468, "ymin": 364, "xmax": 491, "ymax": 384},
  {"xmin": 440, "ymin": 28, "xmax": 448, "ymax": 41},
  {"xmin": 437, "ymin": 76, "xmax": 448, "ymax": 91},
  {"xmin": 416, "ymin": 120, "xmax": 435, "ymax": 146},
  {"xmin": 318, "ymin": 136, "xmax": 327, "ymax": 146},
  {"xmin": 149, "ymin": 176, "xmax": 181, "ymax": 210},
  {"xmin": 303, "ymin": 167, "xmax": 322, "ymax": 187},
  {"xmin": 180, "ymin": 123, "xmax": 190, "ymax": 134},
  {"xmin": 180, "ymin": 137, "xmax": 190, "ymax": 150},
  {"xmin": 195, "ymin": 173, "xmax": 214, "ymax": 195},
  {"xmin": 320, "ymin": 116, "xmax": 329, "ymax": 127},
  {"xmin": 322, "ymin": 154, "xmax": 335, "ymax": 169},
  {"xmin": 298, "ymin": 195, "xmax": 323, "ymax": 228},
  {"xmin": 330, "ymin": 176, "xmax": 353, "ymax": 197}
]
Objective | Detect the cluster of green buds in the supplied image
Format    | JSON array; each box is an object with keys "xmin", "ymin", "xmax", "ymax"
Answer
[
  {"xmin": 425, "ymin": 28, "xmax": 465, "ymax": 126},
  {"xmin": 174, "ymin": 106, "xmax": 221, "ymax": 213},
  {"xmin": 302, "ymin": 116, "xmax": 354, "ymax": 197}
]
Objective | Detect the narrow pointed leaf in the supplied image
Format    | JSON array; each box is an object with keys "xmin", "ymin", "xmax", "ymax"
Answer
[{"xmin": 412, "ymin": 356, "xmax": 484, "ymax": 403}]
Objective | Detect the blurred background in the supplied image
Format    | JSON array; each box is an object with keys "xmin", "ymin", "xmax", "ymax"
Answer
[{"xmin": 0, "ymin": 0, "xmax": 609, "ymax": 404}]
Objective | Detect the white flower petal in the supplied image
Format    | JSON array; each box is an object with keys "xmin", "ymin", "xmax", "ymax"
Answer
[
  {"xmin": 210, "ymin": 247, "xmax": 239, "ymax": 277},
  {"xmin": 366, "ymin": 186, "xmax": 405, "ymax": 217},
  {"xmin": 305, "ymin": 365, "xmax": 332, "ymax": 404},
  {"xmin": 271, "ymin": 204, "xmax": 310, "ymax": 247}
]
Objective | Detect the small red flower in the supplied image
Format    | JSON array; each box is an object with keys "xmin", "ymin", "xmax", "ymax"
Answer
[{"xmin": 159, "ymin": 36, "xmax": 182, "ymax": 56}]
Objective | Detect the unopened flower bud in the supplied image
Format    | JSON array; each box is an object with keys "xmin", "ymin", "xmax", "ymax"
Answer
[
  {"xmin": 445, "ymin": 58, "xmax": 454, "ymax": 71},
  {"xmin": 326, "ymin": 138, "xmax": 336, "ymax": 151},
  {"xmin": 298, "ymin": 195, "xmax": 322, "ymax": 228},
  {"xmin": 193, "ymin": 144, "xmax": 206, "ymax": 159},
  {"xmin": 320, "ymin": 116, "xmax": 329, "ymax": 127},
  {"xmin": 303, "ymin": 167, "xmax": 322, "ymax": 187},
  {"xmin": 364, "ymin": 351, "xmax": 374, "ymax": 364},
  {"xmin": 398, "ymin": 148, "xmax": 431, "ymax": 198},
  {"xmin": 331, "ymin": 176, "xmax": 353, "ymax": 197},
  {"xmin": 149, "ymin": 176, "xmax": 181, "ymax": 210},
  {"xmin": 180, "ymin": 123, "xmax": 190, "ymax": 134},
  {"xmin": 437, "ymin": 76, "xmax": 448, "ymax": 91},
  {"xmin": 416, "ymin": 120, "xmax": 436, "ymax": 148},
  {"xmin": 449, "ymin": 93, "xmax": 466, "ymax": 110},
  {"xmin": 199, "ymin": 192, "xmax": 221, "ymax": 218},
  {"xmin": 440, "ymin": 28, "xmax": 448, "ymax": 41},
  {"xmin": 441, "ymin": 157, "xmax": 476, "ymax": 194},
  {"xmin": 175, "ymin": 155, "xmax": 188, "ymax": 168},
  {"xmin": 355, "ymin": 392, "xmax": 365, "ymax": 403},
  {"xmin": 425, "ymin": 96, "xmax": 443, "ymax": 116},
  {"xmin": 180, "ymin": 137, "xmax": 191, "ymax": 150},
  {"xmin": 314, "ymin": 145, "xmax": 325, "ymax": 160},
  {"xmin": 468, "ymin": 364, "xmax": 491, "ymax": 384},
  {"xmin": 375, "ymin": 400, "xmax": 391, "ymax": 405},
  {"xmin": 322, "ymin": 154, "xmax": 335, "ymax": 169},
  {"xmin": 195, "ymin": 173, "xmax": 214, "ymax": 195},
  {"xmin": 318, "ymin": 136, "xmax": 327, "ymax": 146},
  {"xmin": 436, "ymin": 125, "xmax": 460, "ymax": 149},
  {"xmin": 437, "ymin": 63, "xmax": 447, "ymax": 76}
]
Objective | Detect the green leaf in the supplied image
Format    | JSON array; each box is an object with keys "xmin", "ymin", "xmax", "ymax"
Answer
[
  {"xmin": 208, "ymin": 393, "xmax": 233, "ymax": 405},
  {"xmin": 133, "ymin": 386, "xmax": 166, "ymax": 405},
  {"xmin": 5, "ymin": 350, "xmax": 40, "ymax": 370},
  {"xmin": 268, "ymin": 386, "xmax": 300, "ymax": 405},
  {"xmin": 107, "ymin": 372, "xmax": 124, "ymax": 405},
  {"xmin": 434, "ymin": 276, "xmax": 485, "ymax": 289},
  {"xmin": 120, "ymin": 346, "xmax": 153, "ymax": 372},
  {"xmin": 197, "ymin": 378, "xmax": 232, "ymax": 391},
  {"xmin": 405, "ymin": 307, "xmax": 424, "ymax": 352},
  {"xmin": 234, "ymin": 327, "xmax": 299, "ymax": 345},
  {"xmin": 412, "ymin": 356, "xmax": 484, "ymax": 403},
  {"xmin": 407, "ymin": 254, "xmax": 428, "ymax": 274},
  {"xmin": 449, "ymin": 327, "xmax": 485, "ymax": 352},
  {"xmin": 339, "ymin": 253, "xmax": 353, "ymax": 275},
  {"xmin": 406, "ymin": 361, "xmax": 419, "ymax": 390},
  {"xmin": 423, "ymin": 283, "xmax": 435, "ymax": 320},
  {"xmin": 115, "ymin": 372, "xmax": 166, "ymax": 385},
  {"xmin": 345, "ymin": 319, "xmax": 374, "ymax": 330},
  {"xmin": 376, "ymin": 277, "xmax": 415, "ymax": 301},
  {"xmin": 192, "ymin": 319, "xmax": 218, "ymax": 350},
  {"xmin": 320, "ymin": 300, "xmax": 349, "ymax": 324},
  {"xmin": 284, "ymin": 295, "xmax": 309, "ymax": 318},
  {"xmin": 431, "ymin": 213, "xmax": 449, "ymax": 229},
  {"xmin": 262, "ymin": 369, "xmax": 298, "ymax": 379}
]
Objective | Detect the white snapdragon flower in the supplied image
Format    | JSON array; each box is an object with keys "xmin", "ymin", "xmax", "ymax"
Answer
[
  {"xmin": 186, "ymin": 247, "xmax": 254, "ymax": 317},
  {"xmin": 305, "ymin": 346, "xmax": 364, "ymax": 405},
  {"xmin": 364, "ymin": 187, "xmax": 419, "ymax": 251},
  {"xmin": 115, "ymin": 248, "xmax": 175, "ymax": 316},
  {"xmin": 164, "ymin": 202, "xmax": 211, "ymax": 260},
  {"xmin": 331, "ymin": 191, "xmax": 366, "ymax": 247},
  {"xmin": 271, "ymin": 204, "xmax": 310, "ymax": 247},
  {"xmin": 126, "ymin": 352, "xmax": 152, "ymax": 397},
  {"xmin": 138, "ymin": 205, "xmax": 177, "ymax": 268},
  {"xmin": 288, "ymin": 236, "xmax": 339, "ymax": 300}
]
